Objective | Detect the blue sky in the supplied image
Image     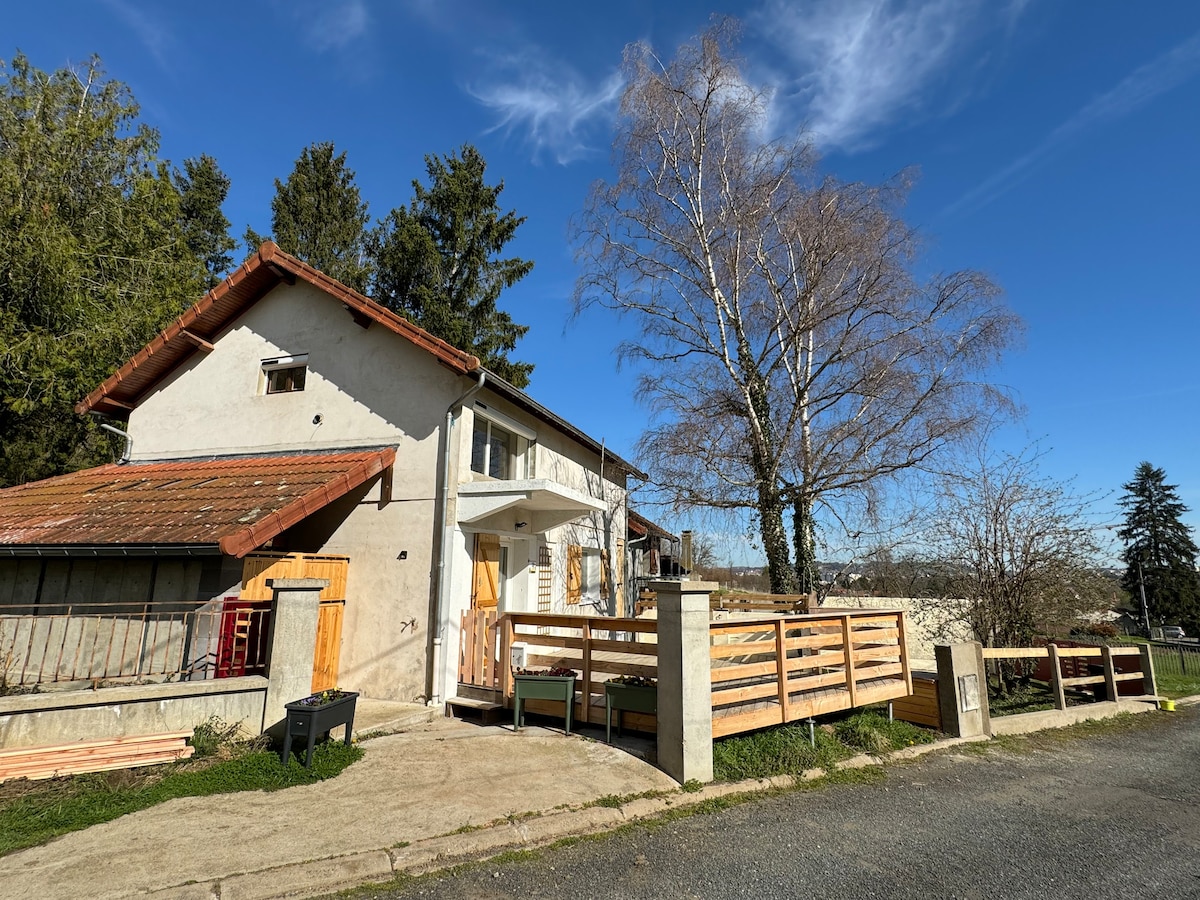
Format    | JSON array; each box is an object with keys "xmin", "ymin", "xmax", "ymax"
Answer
[{"xmin": 7, "ymin": 1, "xmax": 1200, "ymax": 563}]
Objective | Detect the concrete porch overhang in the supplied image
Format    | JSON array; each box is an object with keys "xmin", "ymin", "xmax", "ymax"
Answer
[{"xmin": 456, "ymin": 479, "xmax": 605, "ymax": 533}]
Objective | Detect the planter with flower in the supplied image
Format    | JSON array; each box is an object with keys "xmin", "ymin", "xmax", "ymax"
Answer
[
  {"xmin": 282, "ymin": 688, "xmax": 358, "ymax": 767},
  {"xmin": 512, "ymin": 667, "xmax": 577, "ymax": 734},
  {"xmin": 604, "ymin": 674, "xmax": 657, "ymax": 742}
]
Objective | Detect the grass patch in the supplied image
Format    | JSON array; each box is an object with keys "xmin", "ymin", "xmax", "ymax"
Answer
[
  {"xmin": 712, "ymin": 708, "xmax": 935, "ymax": 782},
  {"xmin": 0, "ymin": 733, "xmax": 362, "ymax": 856},
  {"xmin": 988, "ymin": 683, "xmax": 1057, "ymax": 716},
  {"xmin": 1156, "ymin": 673, "xmax": 1200, "ymax": 699}
]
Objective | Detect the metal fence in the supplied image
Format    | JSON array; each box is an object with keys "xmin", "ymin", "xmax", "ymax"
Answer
[
  {"xmin": 1148, "ymin": 641, "xmax": 1200, "ymax": 678},
  {"xmin": 0, "ymin": 599, "xmax": 271, "ymax": 691}
]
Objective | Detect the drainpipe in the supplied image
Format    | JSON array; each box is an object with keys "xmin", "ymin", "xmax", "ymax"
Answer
[
  {"xmin": 97, "ymin": 422, "xmax": 133, "ymax": 464},
  {"xmin": 430, "ymin": 370, "xmax": 486, "ymax": 706}
]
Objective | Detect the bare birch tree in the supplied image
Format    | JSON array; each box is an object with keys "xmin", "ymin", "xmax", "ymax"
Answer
[{"xmin": 574, "ymin": 24, "xmax": 1021, "ymax": 593}]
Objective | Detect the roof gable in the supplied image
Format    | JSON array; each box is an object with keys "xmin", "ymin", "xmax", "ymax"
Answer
[{"xmin": 77, "ymin": 243, "xmax": 480, "ymax": 419}]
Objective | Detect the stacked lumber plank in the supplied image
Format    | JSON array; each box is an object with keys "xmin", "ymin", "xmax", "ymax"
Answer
[{"xmin": 0, "ymin": 731, "xmax": 195, "ymax": 782}]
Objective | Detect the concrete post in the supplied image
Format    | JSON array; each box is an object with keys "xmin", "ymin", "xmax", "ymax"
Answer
[
  {"xmin": 934, "ymin": 642, "xmax": 991, "ymax": 738},
  {"xmin": 262, "ymin": 577, "xmax": 327, "ymax": 735},
  {"xmin": 652, "ymin": 579, "xmax": 715, "ymax": 785}
]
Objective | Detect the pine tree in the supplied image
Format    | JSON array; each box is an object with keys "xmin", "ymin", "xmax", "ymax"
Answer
[
  {"xmin": 0, "ymin": 53, "xmax": 206, "ymax": 486},
  {"xmin": 249, "ymin": 142, "xmax": 371, "ymax": 292},
  {"xmin": 175, "ymin": 154, "xmax": 236, "ymax": 289},
  {"xmin": 1117, "ymin": 462, "xmax": 1200, "ymax": 634},
  {"xmin": 368, "ymin": 145, "xmax": 534, "ymax": 387}
]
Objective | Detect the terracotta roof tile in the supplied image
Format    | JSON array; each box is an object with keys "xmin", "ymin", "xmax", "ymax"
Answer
[{"xmin": 0, "ymin": 449, "xmax": 395, "ymax": 558}]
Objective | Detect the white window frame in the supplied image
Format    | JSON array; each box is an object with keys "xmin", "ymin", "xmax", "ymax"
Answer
[
  {"xmin": 471, "ymin": 403, "xmax": 535, "ymax": 480},
  {"xmin": 261, "ymin": 354, "xmax": 309, "ymax": 395}
]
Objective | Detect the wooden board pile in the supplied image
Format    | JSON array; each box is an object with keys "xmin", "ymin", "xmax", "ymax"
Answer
[{"xmin": 0, "ymin": 731, "xmax": 195, "ymax": 782}]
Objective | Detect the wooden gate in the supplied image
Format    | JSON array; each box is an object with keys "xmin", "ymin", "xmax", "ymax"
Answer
[{"xmin": 240, "ymin": 553, "xmax": 349, "ymax": 692}]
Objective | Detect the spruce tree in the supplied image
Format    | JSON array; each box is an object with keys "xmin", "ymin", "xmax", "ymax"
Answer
[
  {"xmin": 368, "ymin": 145, "xmax": 534, "ymax": 387},
  {"xmin": 249, "ymin": 142, "xmax": 371, "ymax": 292},
  {"xmin": 176, "ymin": 154, "xmax": 236, "ymax": 289},
  {"xmin": 1117, "ymin": 462, "xmax": 1200, "ymax": 634}
]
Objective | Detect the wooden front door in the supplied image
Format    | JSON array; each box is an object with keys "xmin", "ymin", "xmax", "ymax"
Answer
[
  {"xmin": 240, "ymin": 552, "xmax": 349, "ymax": 692},
  {"xmin": 472, "ymin": 534, "xmax": 501, "ymax": 610}
]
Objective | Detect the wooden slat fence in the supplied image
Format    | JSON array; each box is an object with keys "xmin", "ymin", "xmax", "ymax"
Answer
[
  {"xmin": 709, "ymin": 610, "xmax": 911, "ymax": 738},
  {"xmin": 982, "ymin": 644, "xmax": 1153, "ymax": 708},
  {"xmin": 635, "ymin": 593, "xmax": 812, "ymax": 616},
  {"xmin": 892, "ymin": 673, "xmax": 940, "ymax": 729}
]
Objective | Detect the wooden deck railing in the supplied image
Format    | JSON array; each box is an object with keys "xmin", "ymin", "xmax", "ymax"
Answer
[
  {"xmin": 709, "ymin": 610, "xmax": 911, "ymax": 738},
  {"xmin": 501, "ymin": 613, "xmax": 659, "ymax": 729},
  {"xmin": 458, "ymin": 607, "xmax": 913, "ymax": 740},
  {"xmin": 635, "ymin": 592, "xmax": 811, "ymax": 616}
]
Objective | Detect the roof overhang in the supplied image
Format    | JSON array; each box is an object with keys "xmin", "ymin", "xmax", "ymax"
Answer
[
  {"xmin": 0, "ymin": 543, "xmax": 221, "ymax": 558},
  {"xmin": 457, "ymin": 479, "xmax": 605, "ymax": 534}
]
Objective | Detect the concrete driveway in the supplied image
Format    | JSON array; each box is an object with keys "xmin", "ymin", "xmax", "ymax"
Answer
[{"xmin": 0, "ymin": 716, "xmax": 677, "ymax": 900}]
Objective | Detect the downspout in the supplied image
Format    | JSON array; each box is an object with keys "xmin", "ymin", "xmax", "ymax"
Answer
[
  {"xmin": 97, "ymin": 421, "xmax": 133, "ymax": 464},
  {"xmin": 430, "ymin": 370, "xmax": 486, "ymax": 706}
]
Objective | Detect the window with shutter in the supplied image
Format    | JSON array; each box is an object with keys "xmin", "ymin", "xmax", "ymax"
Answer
[{"xmin": 566, "ymin": 544, "xmax": 582, "ymax": 605}]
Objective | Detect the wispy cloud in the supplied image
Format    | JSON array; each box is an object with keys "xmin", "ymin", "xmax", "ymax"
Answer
[
  {"xmin": 101, "ymin": 0, "xmax": 175, "ymax": 72},
  {"xmin": 947, "ymin": 30, "xmax": 1200, "ymax": 215},
  {"xmin": 469, "ymin": 55, "xmax": 623, "ymax": 165},
  {"xmin": 748, "ymin": 0, "xmax": 1019, "ymax": 152},
  {"xmin": 302, "ymin": 0, "xmax": 370, "ymax": 53}
]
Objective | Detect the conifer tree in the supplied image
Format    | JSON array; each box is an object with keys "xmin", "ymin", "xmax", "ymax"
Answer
[
  {"xmin": 0, "ymin": 53, "xmax": 206, "ymax": 486},
  {"xmin": 176, "ymin": 154, "xmax": 236, "ymax": 289},
  {"xmin": 1117, "ymin": 462, "xmax": 1200, "ymax": 634},
  {"xmin": 248, "ymin": 142, "xmax": 371, "ymax": 292},
  {"xmin": 369, "ymin": 145, "xmax": 534, "ymax": 387}
]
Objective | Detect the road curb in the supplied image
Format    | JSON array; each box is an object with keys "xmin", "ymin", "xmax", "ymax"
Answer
[{"xmin": 150, "ymin": 706, "xmax": 1182, "ymax": 899}]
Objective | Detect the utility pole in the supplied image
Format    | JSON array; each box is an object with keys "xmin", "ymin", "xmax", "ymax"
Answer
[{"xmin": 1137, "ymin": 559, "xmax": 1151, "ymax": 637}]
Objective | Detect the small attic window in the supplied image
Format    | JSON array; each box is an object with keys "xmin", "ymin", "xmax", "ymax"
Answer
[{"xmin": 262, "ymin": 354, "xmax": 308, "ymax": 394}]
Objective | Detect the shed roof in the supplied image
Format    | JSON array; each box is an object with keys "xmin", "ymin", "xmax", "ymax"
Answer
[
  {"xmin": 628, "ymin": 510, "xmax": 677, "ymax": 541},
  {"xmin": 0, "ymin": 448, "xmax": 394, "ymax": 558}
]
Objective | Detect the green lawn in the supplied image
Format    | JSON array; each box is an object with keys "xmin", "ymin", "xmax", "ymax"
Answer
[{"xmin": 0, "ymin": 722, "xmax": 362, "ymax": 856}]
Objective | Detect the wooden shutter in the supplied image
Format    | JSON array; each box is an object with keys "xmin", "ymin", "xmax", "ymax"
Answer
[
  {"xmin": 599, "ymin": 549, "xmax": 611, "ymax": 602},
  {"xmin": 566, "ymin": 544, "xmax": 582, "ymax": 605},
  {"xmin": 615, "ymin": 539, "xmax": 625, "ymax": 617},
  {"xmin": 472, "ymin": 534, "xmax": 501, "ymax": 609}
]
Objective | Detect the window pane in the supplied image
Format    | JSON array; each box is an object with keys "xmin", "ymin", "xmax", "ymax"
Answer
[
  {"xmin": 471, "ymin": 419, "xmax": 489, "ymax": 475},
  {"xmin": 266, "ymin": 365, "xmax": 306, "ymax": 394},
  {"xmin": 488, "ymin": 427, "xmax": 511, "ymax": 479}
]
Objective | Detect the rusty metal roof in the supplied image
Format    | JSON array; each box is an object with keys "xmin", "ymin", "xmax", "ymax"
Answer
[{"xmin": 0, "ymin": 449, "xmax": 395, "ymax": 558}]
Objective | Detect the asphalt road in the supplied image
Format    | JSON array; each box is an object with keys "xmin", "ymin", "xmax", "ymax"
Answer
[{"xmin": 358, "ymin": 710, "xmax": 1200, "ymax": 900}]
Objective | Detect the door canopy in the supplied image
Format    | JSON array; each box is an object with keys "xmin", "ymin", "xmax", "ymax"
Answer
[{"xmin": 456, "ymin": 479, "xmax": 605, "ymax": 533}]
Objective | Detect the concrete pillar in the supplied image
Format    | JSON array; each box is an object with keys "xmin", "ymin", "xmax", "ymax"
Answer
[
  {"xmin": 262, "ymin": 577, "xmax": 326, "ymax": 735},
  {"xmin": 652, "ymin": 579, "xmax": 715, "ymax": 785},
  {"xmin": 934, "ymin": 642, "xmax": 991, "ymax": 738}
]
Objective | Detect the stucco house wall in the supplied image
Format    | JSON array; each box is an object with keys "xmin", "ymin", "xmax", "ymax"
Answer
[{"xmin": 104, "ymin": 277, "xmax": 629, "ymax": 704}]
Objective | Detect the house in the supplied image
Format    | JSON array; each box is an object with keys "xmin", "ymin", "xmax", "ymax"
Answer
[
  {"xmin": 626, "ymin": 510, "xmax": 681, "ymax": 598},
  {"xmin": 0, "ymin": 242, "xmax": 642, "ymax": 707}
]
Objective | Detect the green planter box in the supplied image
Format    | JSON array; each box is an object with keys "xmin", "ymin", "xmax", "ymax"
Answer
[
  {"xmin": 605, "ymin": 682, "xmax": 657, "ymax": 743},
  {"xmin": 513, "ymin": 675, "xmax": 576, "ymax": 734},
  {"xmin": 282, "ymin": 691, "xmax": 358, "ymax": 767}
]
